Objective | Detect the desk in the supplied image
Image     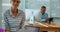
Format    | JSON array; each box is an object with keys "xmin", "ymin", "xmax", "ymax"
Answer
[{"xmin": 24, "ymin": 21, "xmax": 60, "ymax": 32}]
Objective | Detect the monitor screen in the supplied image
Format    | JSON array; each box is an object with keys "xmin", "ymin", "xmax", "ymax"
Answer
[{"xmin": 24, "ymin": 25, "xmax": 40, "ymax": 32}]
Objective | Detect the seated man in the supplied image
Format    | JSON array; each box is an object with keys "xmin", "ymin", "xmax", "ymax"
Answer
[
  {"xmin": 37, "ymin": 6, "xmax": 49, "ymax": 23},
  {"xmin": 37, "ymin": 6, "xmax": 49, "ymax": 32}
]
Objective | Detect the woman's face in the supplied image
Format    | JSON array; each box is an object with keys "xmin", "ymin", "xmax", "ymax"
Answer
[{"xmin": 10, "ymin": 0, "xmax": 20, "ymax": 9}]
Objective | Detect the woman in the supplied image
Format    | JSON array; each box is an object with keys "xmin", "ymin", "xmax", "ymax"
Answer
[{"xmin": 3, "ymin": 0, "xmax": 25, "ymax": 32}]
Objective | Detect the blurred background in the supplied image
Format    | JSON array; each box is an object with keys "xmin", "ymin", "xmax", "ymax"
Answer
[
  {"xmin": 1, "ymin": 0, "xmax": 60, "ymax": 30},
  {"xmin": 0, "ymin": 0, "xmax": 2, "ymax": 28}
]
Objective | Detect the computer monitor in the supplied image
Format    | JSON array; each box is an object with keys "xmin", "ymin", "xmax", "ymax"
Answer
[
  {"xmin": 49, "ymin": 18, "xmax": 53, "ymax": 24},
  {"xmin": 24, "ymin": 25, "xmax": 40, "ymax": 32}
]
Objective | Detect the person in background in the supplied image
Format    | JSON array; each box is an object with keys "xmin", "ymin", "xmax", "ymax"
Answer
[
  {"xmin": 37, "ymin": 6, "xmax": 49, "ymax": 32},
  {"xmin": 3, "ymin": 0, "xmax": 25, "ymax": 32},
  {"xmin": 37, "ymin": 6, "xmax": 49, "ymax": 23},
  {"xmin": 41, "ymin": 6, "xmax": 49, "ymax": 22}
]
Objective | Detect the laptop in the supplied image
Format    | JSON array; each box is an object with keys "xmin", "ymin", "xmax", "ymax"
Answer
[
  {"xmin": 24, "ymin": 25, "xmax": 40, "ymax": 32},
  {"xmin": 48, "ymin": 18, "xmax": 53, "ymax": 24}
]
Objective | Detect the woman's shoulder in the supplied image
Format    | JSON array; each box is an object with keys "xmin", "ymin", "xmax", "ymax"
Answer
[
  {"xmin": 3, "ymin": 9, "xmax": 10, "ymax": 15},
  {"xmin": 18, "ymin": 9, "xmax": 25, "ymax": 13}
]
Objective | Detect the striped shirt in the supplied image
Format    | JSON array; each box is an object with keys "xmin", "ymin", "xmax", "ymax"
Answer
[{"xmin": 3, "ymin": 8, "xmax": 25, "ymax": 32}]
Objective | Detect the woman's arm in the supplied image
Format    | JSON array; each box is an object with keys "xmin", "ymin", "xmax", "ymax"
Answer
[{"xmin": 4, "ymin": 14, "xmax": 11, "ymax": 32}]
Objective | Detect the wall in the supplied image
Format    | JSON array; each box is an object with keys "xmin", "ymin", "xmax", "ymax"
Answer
[{"xmin": 0, "ymin": 0, "xmax": 2, "ymax": 28}]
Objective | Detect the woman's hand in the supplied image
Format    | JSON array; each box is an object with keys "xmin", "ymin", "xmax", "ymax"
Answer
[{"xmin": 5, "ymin": 29, "xmax": 10, "ymax": 32}]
